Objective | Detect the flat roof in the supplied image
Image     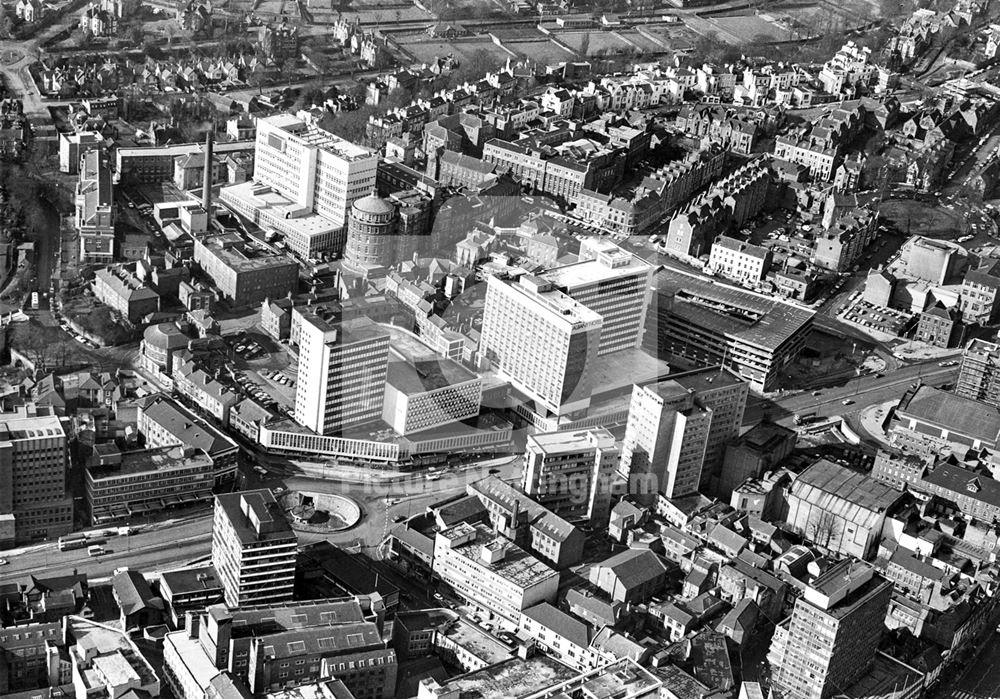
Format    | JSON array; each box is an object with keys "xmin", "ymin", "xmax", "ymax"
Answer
[
  {"xmin": 542, "ymin": 252, "xmax": 652, "ymax": 289},
  {"xmin": 965, "ymin": 338, "xmax": 1000, "ymax": 359},
  {"xmin": 165, "ymin": 631, "xmax": 220, "ymax": 692},
  {"xmin": 221, "ymin": 181, "xmax": 341, "ymax": 239},
  {"xmin": 668, "ymin": 365, "xmax": 746, "ymax": 393},
  {"xmin": 0, "ymin": 413, "xmax": 64, "ymax": 441},
  {"xmin": 87, "ymin": 445, "xmax": 213, "ymax": 481},
  {"xmin": 443, "ymin": 618, "xmax": 513, "ymax": 665},
  {"xmin": 590, "ymin": 347, "xmax": 672, "ymax": 398},
  {"xmin": 528, "ymin": 427, "xmax": 615, "ymax": 455},
  {"xmin": 196, "ymin": 232, "xmax": 299, "ymax": 273},
  {"xmin": 520, "ymin": 659, "xmax": 660, "ymax": 699},
  {"xmin": 215, "ymin": 489, "xmax": 295, "ymax": 545},
  {"xmin": 382, "ymin": 323, "xmax": 478, "ymax": 392},
  {"xmin": 653, "ymin": 267, "xmax": 814, "ymax": 351},
  {"xmin": 431, "ymin": 654, "xmax": 577, "ymax": 699},
  {"xmin": 159, "ymin": 565, "xmax": 222, "ymax": 596},
  {"xmin": 491, "ymin": 275, "xmax": 603, "ymax": 327},
  {"xmin": 438, "ymin": 522, "xmax": 558, "ymax": 588},
  {"xmin": 897, "ymin": 385, "xmax": 1000, "ymax": 444},
  {"xmin": 387, "ymin": 359, "xmax": 479, "ymax": 394},
  {"xmin": 262, "ymin": 114, "xmax": 375, "ymax": 161}
]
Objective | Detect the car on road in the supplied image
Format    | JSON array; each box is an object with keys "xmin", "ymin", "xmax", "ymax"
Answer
[
  {"xmin": 433, "ymin": 593, "xmax": 444, "ymax": 602},
  {"xmin": 842, "ymin": 399, "xmax": 854, "ymax": 406},
  {"xmin": 0, "ymin": 558, "xmax": 7, "ymax": 565},
  {"xmin": 488, "ymin": 468, "xmax": 500, "ymax": 474},
  {"xmin": 811, "ymin": 390, "xmax": 821, "ymax": 396},
  {"xmin": 939, "ymin": 360, "xmax": 958, "ymax": 367},
  {"xmin": 393, "ymin": 515, "xmax": 407, "ymax": 523}
]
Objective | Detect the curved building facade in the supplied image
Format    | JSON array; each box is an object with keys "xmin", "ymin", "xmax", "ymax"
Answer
[{"xmin": 344, "ymin": 194, "xmax": 398, "ymax": 272}]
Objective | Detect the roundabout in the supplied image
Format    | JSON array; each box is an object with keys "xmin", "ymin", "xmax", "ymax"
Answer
[
  {"xmin": 0, "ymin": 50, "xmax": 22, "ymax": 66},
  {"xmin": 279, "ymin": 490, "xmax": 362, "ymax": 533}
]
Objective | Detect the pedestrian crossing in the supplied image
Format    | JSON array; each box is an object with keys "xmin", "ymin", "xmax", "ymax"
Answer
[{"xmin": 942, "ymin": 690, "xmax": 1000, "ymax": 699}]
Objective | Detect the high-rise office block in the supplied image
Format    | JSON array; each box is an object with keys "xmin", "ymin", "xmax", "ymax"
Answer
[
  {"xmin": 254, "ymin": 114, "xmax": 378, "ymax": 230},
  {"xmin": 767, "ymin": 560, "xmax": 892, "ymax": 699},
  {"xmin": 543, "ymin": 238, "xmax": 654, "ymax": 356},
  {"xmin": 293, "ymin": 308, "xmax": 391, "ymax": 435},
  {"xmin": 0, "ymin": 409, "xmax": 73, "ymax": 548},
  {"xmin": 479, "ymin": 274, "xmax": 602, "ymax": 417},
  {"xmin": 212, "ymin": 490, "xmax": 298, "ymax": 607},
  {"xmin": 522, "ymin": 428, "xmax": 619, "ymax": 523},
  {"xmin": 956, "ymin": 338, "xmax": 1000, "ymax": 406},
  {"xmin": 670, "ymin": 367, "xmax": 749, "ymax": 493},
  {"xmin": 221, "ymin": 114, "xmax": 379, "ymax": 258},
  {"xmin": 619, "ymin": 381, "xmax": 713, "ymax": 498}
]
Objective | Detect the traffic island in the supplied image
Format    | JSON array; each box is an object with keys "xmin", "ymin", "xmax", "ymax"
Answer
[{"xmin": 279, "ymin": 491, "xmax": 362, "ymax": 533}]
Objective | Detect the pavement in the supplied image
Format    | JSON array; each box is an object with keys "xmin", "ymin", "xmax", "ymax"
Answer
[
  {"xmin": 856, "ymin": 400, "xmax": 895, "ymax": 447},
  {"xmin": 0, "ymin": 515, "xmax": 214, "ymax": 581},
  {"xmin": 0, "ymin": 450, "xmax": 524, "ymax": 581},
  {"xmin": 942, "ymin": 630, "xmax": 1000, "ymax": 699},
  {"xmin": 744, "ymin": 358, "xmax": 957, "ymax": 430}
]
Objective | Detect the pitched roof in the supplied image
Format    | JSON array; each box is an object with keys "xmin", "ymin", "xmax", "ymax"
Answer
[
  {"xmin": 790, "ymin": 459, "xmax": 903, "ymax": 530},
  {"xmin": 112, "ymin": 570, "xmax": 159, "ymax": 616},
  {"xmin": 595, "ymin": 548, "xmax": 671, "ymax": 589},
  {"xmin": 565, "ymin": 588, "xmax": 619, "ymax": 627},
  {"xmin": 522, "ymin": 602, "xmax": 593, "ymax": 648},
  {"xmin": 469, "ymin": 476, "xmax": 580, "ymax": 543}
]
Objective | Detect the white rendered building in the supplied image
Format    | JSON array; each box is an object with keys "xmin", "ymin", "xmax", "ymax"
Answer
[{"xmin": 479, "ymin": 275, "xmax": 602, "ymax": 417}]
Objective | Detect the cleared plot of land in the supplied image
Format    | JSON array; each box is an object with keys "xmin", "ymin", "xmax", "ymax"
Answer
[
  {"xmin": 395, "ymin": 35, "xmax": 512, "ymax": 63},
  {"xmin": 632, "ymin": 24, "xmax": 700, "ymax": 52},
  {"xmin": 554, "ymin": 30, "xmax": 636, "ymax": 56},
  {"xmin": 702, "ymin": 13, "xmax": 791, "ymax": 43},
  {"xmin": 503, "ymin": 38, "xmax": 576, "ymax": 64},
  {"xmin": 879, "ymin": 199, "xmax": 963, "ymax": 239},
  {"xmin": 616, "ymin": 29, "xmax": 668, "ymax": 53}
]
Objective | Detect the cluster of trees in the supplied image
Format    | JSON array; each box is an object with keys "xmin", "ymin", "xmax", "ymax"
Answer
[
  {"xmin": 0, "ymin": 164, "xmax": 56, "ymax": 243},
  {"xmin": 318, "ymin": 86, "xmax": 413, "ymax": 144},
  {"xmin": 423, "ymin": 0, "xmax": 510, "ymax": 21},
  {"xmin": 315, "ymin": 48, "xmax": 498, "ymax": 144},
  {"xmin": 10, "ymin": 322, "xmax": 76, "ymax": 374}
]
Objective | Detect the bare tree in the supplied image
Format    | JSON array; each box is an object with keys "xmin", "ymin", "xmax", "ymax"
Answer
[
  {"xmin": 12, "ymin": 323, "xmax": 59, "ymax": 373},
  {"xmin": 808, "ymin": 510, "xmax": 840, "ymax": 550}
]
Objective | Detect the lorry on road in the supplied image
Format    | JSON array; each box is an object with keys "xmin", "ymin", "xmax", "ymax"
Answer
[{"xmin": 793, "ymin": 412, "xmax": 818, "ymax": 425}]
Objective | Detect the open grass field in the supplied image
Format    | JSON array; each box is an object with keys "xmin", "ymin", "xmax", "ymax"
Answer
[
  {"xmin": 554, "ymin": 30, "xmax": 635, "ymax": 55},
  {"xmin": 702, "ymin": 12, "xmax": 791, "ymax": 43},
  {"xmin": 879, "ymin": 199, "xmax": 964, "ymax": 238},
  {"xmin": 616, "ymin": 29, "xmax": 668, "ymax": 53},
  {"xmin": 503, "ymin": 38, "xmax": 576, "ymax": 64},
  {"xmin": 634, "ymin": 23, "xmax": 700, "ymax": 52},
  {"xmin": 395, "ymin": 35, "xmax": 512, "ymax": 63}
]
